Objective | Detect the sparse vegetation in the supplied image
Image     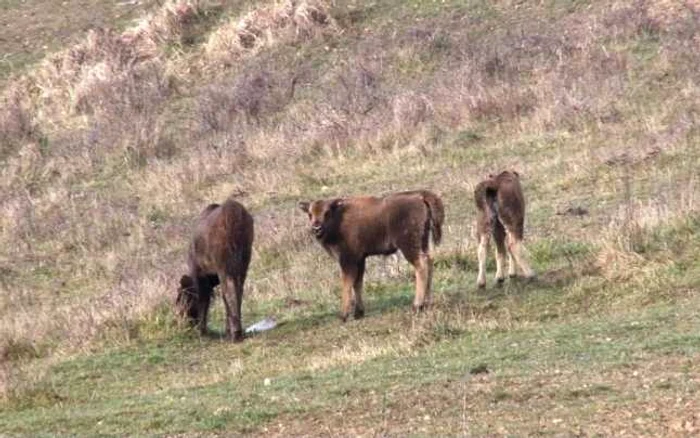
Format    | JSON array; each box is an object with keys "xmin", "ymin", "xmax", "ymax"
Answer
[{"xmin": 1, "ymin": 0, "xmax": 699, "ymax": 435}]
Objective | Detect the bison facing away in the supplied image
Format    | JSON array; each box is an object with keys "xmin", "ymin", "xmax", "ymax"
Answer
[
  {"xmin": 298, "ymin": 190, "xmax": 445, "ymax": 321},
  {"xmin": 176, "ymin": 198, "xmax": 254, "ymax": 342},
  {"xmin": 474, "ymin": 170, "xmax": 535, "ymax": 288}
]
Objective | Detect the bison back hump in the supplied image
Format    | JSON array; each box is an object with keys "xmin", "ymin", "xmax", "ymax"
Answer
[{"xmin": 190, "ymin": 199, "xmax": 254, "ymax": 274}]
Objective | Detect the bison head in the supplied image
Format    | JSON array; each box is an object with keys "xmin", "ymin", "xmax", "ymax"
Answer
[
  {"xmin": 175, "ymin": 274, "xmax": 219, "ymax": 324},
  {"xmin": 298, "ymin": 198, "xmax": 343, "ymax": 240},
  {"xmin": 489, "ymin": 170, "xmax": 520, "ymax": 180},
  {"xmin": 176, "ymin": 275, "xmax": 198, "ymax": 322}
]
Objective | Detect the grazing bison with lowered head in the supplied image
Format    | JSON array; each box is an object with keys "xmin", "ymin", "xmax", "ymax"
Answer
[
  {"xmin": 298, "ymin": 190, "xmax": 445, "ymax": 321},
  {"xmin": 176, "ymin": 198, "xmax": 254, "ymax": 342},
  {"xmin": 474, "ymin": 170, "xmax": 535, "ymax": 288}
]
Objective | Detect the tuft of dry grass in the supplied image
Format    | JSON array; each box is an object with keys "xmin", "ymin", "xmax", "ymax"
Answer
[
  {"xmin": 0, "ymin": 81, "xmax": 40, "ymax": 160},
  {"xmin": 120, "ymin": 0, "xmax": 203, "ymax": 55},
  {"xmin": 204, "ymin": 0, "xmax": 338, "ymax": 67}
]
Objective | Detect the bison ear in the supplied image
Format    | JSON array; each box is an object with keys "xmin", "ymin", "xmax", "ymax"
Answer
[
  {"xmin": 180, "ymin": 275, "xmax": 194, "ymax": 289},
  {"xmin": 512, "ymin": 170, "xmax": 520, "ymax": 177},
  {"xmin": 297, "ymin": 201, "xmax": 310, "ymax": 213}
]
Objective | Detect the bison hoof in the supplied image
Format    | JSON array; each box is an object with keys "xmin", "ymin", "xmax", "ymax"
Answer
[
  {"xmin": 339, "ymin": 312, "xmax": 350, "ymax": 323},
  {"xmin": 227, "ymin": 330, "xmax": 244, "ymax": 342},
  {"xmin": 354, "ymin": 308, "xmax": 365, "ymax": 320},
  {"xmin": 477, "ymin": 282, "xmax": 486, "ymax": 289},
  {"xmin": 509, "ymin": 274, "xmax": 517, "ymax": 279},
  {"xmin": 496, "ymin": 277, "xmax": 505, "ymax": 286},
  {"xmin": 413, "ymin": 303, "xmax": 427, "ymax": 313}
]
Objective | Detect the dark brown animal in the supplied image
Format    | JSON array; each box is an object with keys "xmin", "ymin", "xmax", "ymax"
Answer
[
  {"xmin": 474, "ymin": 170, "xmax": 535, "ymax": 287},
  {"xmin": 298, "ymin": 190, "xmax": 444, "ymax": 320},
  {"xmin": 176, "ymin": 198, "xmax": 254, "ymax": 341}
]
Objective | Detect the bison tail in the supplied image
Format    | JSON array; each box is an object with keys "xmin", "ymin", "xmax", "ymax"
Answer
[
  {"xmin": 484, "ymin": 185, "xmax": 498, "ymax": 215},
  {"xmin": 422, "ymin": 191, "xmax": 445, "ymax": 246},
  {"xmin": 484, "ymin": 185, "xmax": 501, "ymax": 234}
]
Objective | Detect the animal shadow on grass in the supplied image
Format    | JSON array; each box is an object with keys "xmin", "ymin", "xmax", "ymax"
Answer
[
  {"xmin": 266, "ymin": 284, "xmax": 417, "ymax": 337},
  {"xmin": 483, "ymin": 264, "xmax": 596, "ymax": 298},
  {"xmin": 445, "ymin": 259, "xmax": 601, "ymax": 308},
  {"xmin": 365, "ymin": 285, "xmax": 415, "ymax": 315},
  {"xmin": 536, "ymin": 262, "xmax": 601, "ymax": 288}
]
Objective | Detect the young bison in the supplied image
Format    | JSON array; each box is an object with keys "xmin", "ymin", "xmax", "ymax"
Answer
[
  {"xmin": 474, "ymin": 170, "xmax": 535, "ymax": 288},
  {"xmin": 176, "ymin": 198, "xmax": 254, "ymax": 342},
  {"xmin": 298, "ymin": 190, "xmax": 444, "ymax": 321}
]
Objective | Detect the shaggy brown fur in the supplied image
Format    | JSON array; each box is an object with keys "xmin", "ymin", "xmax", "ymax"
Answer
[
  {"xmin": 298, "ymin": 190, "xmax": 444, "ymax": 320},
  {"xmin": 474, "ymin": 170, "xmax": 535, "ymax": 287},
  {"xmin": 176, "ymin": 198, "xmax": 254, "ymax": 341}
]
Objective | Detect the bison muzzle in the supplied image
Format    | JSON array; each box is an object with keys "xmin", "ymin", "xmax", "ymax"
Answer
[{"xmin": 299, "ymin": 190, "xmax": 445, "ymax": 321}]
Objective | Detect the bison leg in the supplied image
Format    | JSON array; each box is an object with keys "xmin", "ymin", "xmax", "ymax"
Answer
[
  {"xmin": 339, "ymin": 260, "xmax": 358, "ymax": 322},
  {"xmin": 234, "ymin": 277, "xmax": 245, "ymax": 339},
  {"xmin": 507, "ymin": 252, "xmax": 517, "ymax": 278},
  {"xmin": 426, "ymin": 254, "xmax": 434, "ymax": 307},
  {"xmin": 411, "ymin": 252, "xmax": 431, "ymax": 312},
  {"xmin": 197, "ymin": 274, "xmax": 219, "ymax": 335},
  {"xmin": 493, "ymin": 222, "xmax": 507, "ymax": 285},
  {"xmin": 353, "ymin": 259, "xmax": 366, "ymax": 320},
  {"xmin": 196, "ymin": 284, "xmax": 212, "ymax": 335},
  {"xmin": 221, "ymin": 276, "xmax": 244, "ymax": 342},
  {"xmin": 476, "ymin": 233, "xmax": 490, "ymax": 288},
  {"xmin": 507, "ymin": 232, "xmax": 536, "ymax": 280}
]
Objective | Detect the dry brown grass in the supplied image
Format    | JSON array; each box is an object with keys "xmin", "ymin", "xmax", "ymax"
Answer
[
  {"xmin": 0, "ymin": 0, "xmax": 160, "ymax": 84},
  {"xmin": 204, "ymin": 0, "xmax": 338, "ymax": 67}
]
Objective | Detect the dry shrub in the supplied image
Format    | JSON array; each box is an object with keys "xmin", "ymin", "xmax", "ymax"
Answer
[
  {"xmin": 595, "ymin": 241, "xmax": 654, "ymax": 283},
  {"xmin": 302, "ymin": 103, "xmax": 352, "ymax": 155},
  {"xmin": 0, "ymin": 1, "xmax": 203, "ymax": 166},
  {"xmin": 598, "ymin": 114, "xmax": 694, "ymax": 167},
  {"xmin": 467, "ymin": 87, "xmax": 537, "ymax": 122},
  {"xmin": 0, "ymin": 193, "xmax": 36, "ymax": 255},
  {"xmin": 0, "ymin": 84, "xmax": 40, "ymax": 160},
  {"xmin": 427, "ymin": 6, "xmax": 640, "ymax": 131},
  {"xmin": 205, "ymin": 0, "xmax": 338, "ymax": 67},
  {"xmin": 603, "ymin": 1, "xmax": 663, "ymax": 39},
  {"xmin": 0, "ymin": 272, "xmax": 175, "ymax": 371},
  {"xmin": 197, "ymin": 69, "xmax": 296, "ymax": 133},
  {"xmin": 82, "ymin": 61, "xmax": 173, "ymax": 162},
  {"xmin": 42, "ymin": 28, "xmax": 139, "ymax": 94},
  {"xmin": 26, "ymin": 25, "xmax": 175, "ymax": 160},
  {"xmin": 121, "ymin": 0, "xmax": 203, "ymax": 54},
  {"xmin": 32, "ymin": 0, "xmax": 200, "ymax": 109},
  {"xmin": 596, "ymin": 183, "xmax": 700, "ymax": 281},
  {"xmin": 392, "ymin": 92, "xmax": 433, "ymax": 130},
  {"xmin": 646, "ymin": 0, "xmax": 700, "ymax": 27},
  {"xmin": 431, "ymin": 67, "xmax": 538, "ymax": 128},
  {"xmin": 295, "ymin": 62, "xmax": 391, "ymax": 155},
  {"xmin": 40, "ymin": 28, "xmax": 172, "ymax": 118},
  {"xmin": 38, "ymin": 26, "xmax": 161, "ymax": 114},
  {"xmin": 327, "ymin": 63, "xmax": 383, "ymax": 116}
]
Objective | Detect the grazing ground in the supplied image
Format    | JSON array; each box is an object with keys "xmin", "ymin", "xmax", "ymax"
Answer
[{"xmin": 1, "ymin": 0, "xmax": 700, "ymax": 436}]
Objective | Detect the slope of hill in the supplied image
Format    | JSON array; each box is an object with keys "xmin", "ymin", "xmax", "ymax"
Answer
[
  {"xmin": 1, "ymin": 0, "xmax": 699, "ymax": 435},
  {"xmin": 0, "ymin": 0, "xmax": 162, "ymax": 84}
]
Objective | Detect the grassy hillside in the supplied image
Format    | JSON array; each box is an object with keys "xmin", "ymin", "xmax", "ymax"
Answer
[
  {"xmin": 0, "ymin": 0, "xmax": 161, "ymax": 84},
  {"xmin": 1, "ymin": 0, "xmax": 699, "ymax": 435}
]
